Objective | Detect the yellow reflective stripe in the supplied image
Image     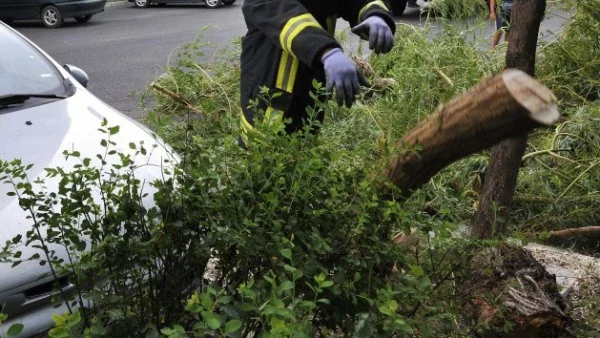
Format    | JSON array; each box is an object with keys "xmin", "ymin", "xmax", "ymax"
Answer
[
  {"xmin": 286, "ymin": 57, "xmax": 299, "ymax": 93},
  {"xmin": 325, "ymin": 16, "xmax": 336, "ymax": 34},
  {"xmin": 286, "ymin": 22, "xmax": 320, "ymax": 56},
  {"xmin": 279, "ymin": 13, "xmax": 322, "ymax": 57},
  {"xmin": 275, "ymin": 51, "xmax": 299, "ymax": 93},
  {"xmin": 240, "ymin": 111, "xmax": 255, "ymax": 132},
  {"xmin": 263, "ymin": 107, "xmax": 284, "ymax": 126},
  {"xmin": 276, "ymin": 51, "xmax": 290, "ymax": 90},
  {"xmin": 240, "ymin": 128, "xmax": 248, "ymax": 144},
  {"xmin": 358, "ymin": 0, "xmax": 389, "ymax": 22}
]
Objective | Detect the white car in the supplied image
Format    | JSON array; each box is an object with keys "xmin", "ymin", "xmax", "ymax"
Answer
[{"xmin": 0, "ymin": 22, "xmax": 176, "ymax": 337}]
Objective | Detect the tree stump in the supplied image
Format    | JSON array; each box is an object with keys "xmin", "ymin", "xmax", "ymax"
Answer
[{"xmin": 457, "ymin": 244, "xmax": 574, "ymax": 337}]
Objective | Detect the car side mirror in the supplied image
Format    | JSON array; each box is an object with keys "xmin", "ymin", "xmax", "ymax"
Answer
[{"xmin": 63, "ymin": 64, "xmax": 89, "ymax": 88}]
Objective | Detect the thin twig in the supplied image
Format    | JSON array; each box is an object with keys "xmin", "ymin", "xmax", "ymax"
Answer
[{"xmin": 150, "ymin": 82, "xmax": 203, "ymax": 114}]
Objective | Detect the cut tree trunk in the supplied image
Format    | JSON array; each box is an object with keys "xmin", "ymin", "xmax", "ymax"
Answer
[
  {"xmin": 380, "ymin": 69, "xmax": 558, "ymax": 197},
  {"xmin": 473, "ymin": 0, "xmax": 547, "ymax": 239}
]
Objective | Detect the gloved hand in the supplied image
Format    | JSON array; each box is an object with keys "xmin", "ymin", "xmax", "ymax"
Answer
[
  {"xmin": 351, "ymin": 16, "xmax": 394, "ymax": 54},
  {"xmin": 321, "ymin": 48, "xmax": 368, "ymax": 108}
]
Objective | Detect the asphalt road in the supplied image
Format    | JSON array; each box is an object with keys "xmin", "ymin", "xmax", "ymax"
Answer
[
  {"xmin": 13, "ymin": 1, "xmax": 248, "ymax": 119},
  {"xmin": 12, "ymin": 1, "xmax": 570, "ymax": 120}
]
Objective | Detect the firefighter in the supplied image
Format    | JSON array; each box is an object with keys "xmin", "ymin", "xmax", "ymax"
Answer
[{"xmin": 239, "ymin": 0, "xmax": 396, "ymax": 144}]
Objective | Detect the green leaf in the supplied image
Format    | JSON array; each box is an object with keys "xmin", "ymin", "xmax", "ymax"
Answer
[
  {"xmin": 410, "ymin": 265, "xmax": 424, "ymax": 277},
  {"xmin": 7, "ymin": 323, "xmax": 24, "ymax": 336},
  {"xmin": 11, "ymin": 234, "xmax": 22, "ymax": 244},
  {"xmin": 277, "ymin": 280, "xmax": 294, "ymax": 294},
  {"xmin": 91, "ymin": 323, "xmax": 107, "ymax": 335},
  {"xmin": 48, "ymin": 326, "xmax": 69, "ymax": 338},
  {"xmin": 66, "ymin": 311, "xmax": 81, "ymax": 327},
  {"xmin": 283, "ymin": 264, "xmax": 296, "ymax": 273},
  {"xmin": 108, "ymin": 125, "xmax": 120, "ymax": 135},
  {"xmin": 354, "ymin": 313, "xmax": 374, "ymax": 338},
  {"xmin": 203, "ymin": 312, "xmax": 221, "ymax": 330},
  {"xmin": 224, "ymin": 319, "xmax": 242, "ymax": 334},
  {"xmin": 52, "ymin": 314, "xmax": 66, "ymax": 326},
  {"xmin": 378, "ymin": 299, "xmax": 398, "ymax": 316},
  {"xmin": 320, "ymin": 280, "xmax": 333, "ymax": 288},
  {"xmin": 279, "ymin": 248, "xmax": 292, "ymax": 260}
]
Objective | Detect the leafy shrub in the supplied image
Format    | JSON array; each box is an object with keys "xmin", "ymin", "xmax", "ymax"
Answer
[{"xmin": 2, "ymin": 1, "xmax": 599, "ymax": 337}]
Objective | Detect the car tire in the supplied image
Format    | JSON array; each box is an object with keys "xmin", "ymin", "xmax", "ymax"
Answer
[
  {"xmin": 74, "ymin": 14, "xmax": 93, "ymax": 23},
  {"xmin": 134, "ymin": 0, "xmax": 151, "ymax": 8},
  {"xmin": 41, "ymin": 5, "xmax": 64, "ymax": 28},
  {"xmin": 386, "ymin": 0, "xmax": 407, "ymax": 16},
  {"xmin": 222, "ymin": 0, "xmax": 236, "ymax": 5},
  {"xmin": 205, "ymin": 0, "xmax": 222, "ymax": 9}
]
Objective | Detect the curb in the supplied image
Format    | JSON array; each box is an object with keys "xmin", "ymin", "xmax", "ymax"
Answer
[{"xmin": 106, "ymin": 1, "xmax": 129, "ymax": 8}]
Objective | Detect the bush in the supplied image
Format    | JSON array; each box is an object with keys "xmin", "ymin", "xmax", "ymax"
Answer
[{"xmin": 2, "ymin": 1, "xmax": 599, "ymax": 336}]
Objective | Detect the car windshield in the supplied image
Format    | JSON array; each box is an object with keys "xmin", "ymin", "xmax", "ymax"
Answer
[{"xmin": 0, "ymin": 24, "xmax": 64, "ymax": 98}]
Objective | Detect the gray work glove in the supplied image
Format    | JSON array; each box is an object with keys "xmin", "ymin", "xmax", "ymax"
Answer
[
  {"xmin": 321, "ymin": 48, "xmax": 368, "ymax": 108},
  {"xmin": 351, "ymin": 16, "xmax": 394, "ymax": 54}
]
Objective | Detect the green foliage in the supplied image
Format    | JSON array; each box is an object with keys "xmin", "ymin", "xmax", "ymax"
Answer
[
  {"xmin": 425, "ymin": 0, "xmax": 490, "ymax": 19},
  {"xmin": 49, "ymin": 311, "xmax": 82, "ymax": 338},
  {"xmin": 1, "ymin": 3, "xmax": 599, "ymax": 337},
  {"xmin": 538, "ymin": 0, "xmax": 600, "ymax": 105}
]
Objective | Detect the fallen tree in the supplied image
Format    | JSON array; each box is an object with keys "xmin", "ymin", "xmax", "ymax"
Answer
[{"xmin": 379, "ymin": 69, "xmax": 559, "ymax": 198}]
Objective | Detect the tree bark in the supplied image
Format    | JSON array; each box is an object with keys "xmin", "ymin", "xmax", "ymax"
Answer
[
  {"xmin": 473, "ymin": 0, "xmax": 547, "ymax": 239},
  {"xmin": 380, "ymin": 69, "xmax": 558, "ymax": 197}
]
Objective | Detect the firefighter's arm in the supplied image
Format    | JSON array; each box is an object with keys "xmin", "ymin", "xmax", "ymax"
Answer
[
  {"xmin": 242, "ymin": 0, "xmax": 340, "ymax": 67},
  {"xmin": 343, "ymin": 0, "xmax": 396, "ymax": 36}
]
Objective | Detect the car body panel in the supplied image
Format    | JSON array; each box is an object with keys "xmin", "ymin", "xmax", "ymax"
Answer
[
  {"xmin": 0, "ymin": 22, "xmax": 177, "ymax": 337},
  {"xmin": 127, "ymin": 0, "xmax": 236, "ymax": 6},
  {"xmin": 128, "ymin": 0, "xmax": 207, "ymax": 4},
  {"xmin": 0, "ymin": 0, "xmax": 106, "ymax": 21}
]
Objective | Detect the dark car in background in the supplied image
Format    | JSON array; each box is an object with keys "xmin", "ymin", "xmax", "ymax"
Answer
[
  {"xmin": 130, "ymin": 0, "xmax": 236, "ymax": 9},
  {"xmin": 0, "ymin": 0, "xmax": 106, "ymax": 28}
]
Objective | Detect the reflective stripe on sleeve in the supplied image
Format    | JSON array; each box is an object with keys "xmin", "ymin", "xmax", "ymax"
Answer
[
  {"xmin": 279, "ymin": 13, "xmax": 322, "ymax": 57},
  {"xmin": 358, "ymin": 0, "xmax": 389, "ymax": 22},
  {"xmin": 275, "ymin": 51, "xmax": 299, "ymax": 93}
]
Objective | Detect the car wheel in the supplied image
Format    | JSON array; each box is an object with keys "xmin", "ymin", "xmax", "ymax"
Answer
[
  {"xmin": 205, "ymin": 0, "xmax": 222, "ymax": 9},
  {"xmin": 74, "ymin": 14, "xmax": 93, "ymax": 23},
  {"xmin": 222, "ymin": 0, "xmax": 236, "ymax": 5},
  {"xmin": 134, "ymin": 0, "xmax": 150, "ymax": 8},
  {"xmin": 386, "ymin": 0, "xmax": 407, "ymax": 16},
  {"xmin": 41, "ymin": 5, "xmax": 64, "ymax": 28}
]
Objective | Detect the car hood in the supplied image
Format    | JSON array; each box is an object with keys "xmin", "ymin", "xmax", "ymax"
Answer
[{"xmin": 0, "ymin": 89, "xmax": 177, "ymax": 293}]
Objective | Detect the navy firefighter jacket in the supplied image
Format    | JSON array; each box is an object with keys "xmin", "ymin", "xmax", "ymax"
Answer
[{"xmin": 240, "ymin": 0, "xmax": 396, "ymax": 135}]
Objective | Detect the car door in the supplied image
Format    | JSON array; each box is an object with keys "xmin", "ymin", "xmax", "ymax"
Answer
[
  {"xmin": 169, "ymin": 0, "xmax": 202, "ymax": 4},
  {"xmin": 0, "ymin": 0, "xmax": 18, "ymax": 20},
  {"xmin": 0, "ymin": 0, "xmax": 41, "ymax": 20}
]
